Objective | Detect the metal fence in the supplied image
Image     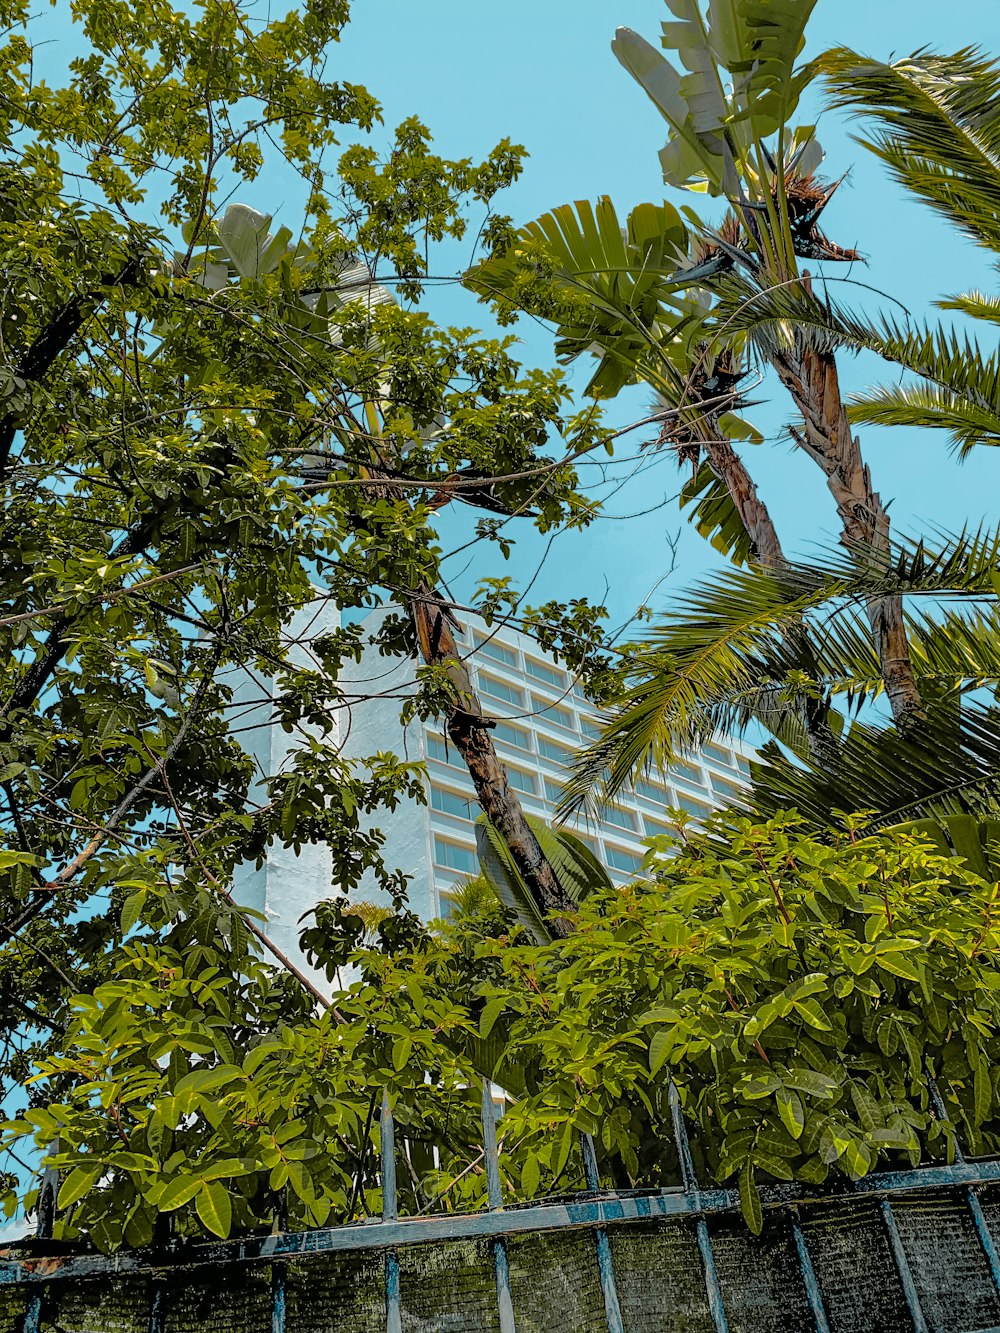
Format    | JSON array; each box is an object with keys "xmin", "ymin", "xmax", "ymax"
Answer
[{"xmin": 4, "ymin": 1080, "xmax": 1000, "ymax": 1332}]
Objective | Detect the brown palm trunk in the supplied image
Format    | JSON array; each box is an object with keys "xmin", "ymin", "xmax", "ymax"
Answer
[
  {"xmin": 409, "ymin": 584, "xmax": 576, "ymax": 934},
  {"xmin": 700, "ymin": 422, "xmax": 838, "ymax": 763},
  {"xmin": 772, "ymin": 341, "xmax": 923, "ymax": 729}
]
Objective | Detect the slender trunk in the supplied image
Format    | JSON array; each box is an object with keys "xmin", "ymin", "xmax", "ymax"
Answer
[
  {"xmin": 701, "ymin": 424, "xmax": 838, "ymax": 764},
  {"xmin": 702, "ymin": 433, "xmax": 784, "ymax": 567},
  {"xmin": 409, "ymin": 583, "xmax": 576, "ymax": 935},
  {"xmin": 771, "ymin": 340, "xmax": 923, "ymax": 729}
]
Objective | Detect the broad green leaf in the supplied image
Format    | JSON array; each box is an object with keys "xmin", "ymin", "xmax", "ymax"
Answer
[
  {"xmin": 739, "ymin": 1160, "xmax": 762, "ymax": 1234},
  {"xmin": 157, "ymin": 1177, "xmax": 202, "ymax": 1212},
  {"xmin": 58, "ymin": 1166, "xmax": 100, "ymax": 1209},
  {"xmin": 195, "ymin": 1180, "xmax": 232, "ymax": 1238}
]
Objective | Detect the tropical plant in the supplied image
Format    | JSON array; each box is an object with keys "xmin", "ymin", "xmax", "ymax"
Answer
[
  {"xmin": 19, "ymin": 813, "xmax": 1000, "ymax": 1238},
  {"xmin": 468, "ymin": 5, "xmax": 1000, "ymax": 830}
]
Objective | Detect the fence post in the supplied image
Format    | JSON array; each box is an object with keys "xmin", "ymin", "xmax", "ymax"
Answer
[
  {"xmin": 668, "ymin": 1083, "xmax": 729, "ymax": 1333},
  {"xmin": 481, "ymin": 1080, "xmax": 516, "ymax": 1333},
  {"xmin": 381, "ymin": 1091, "xmax": 402, "ymax": 1333}
]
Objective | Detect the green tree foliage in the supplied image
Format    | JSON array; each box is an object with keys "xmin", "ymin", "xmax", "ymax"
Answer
[
  {"xmin": 13, "ymin": 815, "xmax": 1000, "ymax": 1238},
  {"xmin": 0, "ymin": 0, "xmax": 607, "ymax": 1238},
  {"xmin": 469, "ymin": 4, "xmax": 1000, "ymax": 834}
]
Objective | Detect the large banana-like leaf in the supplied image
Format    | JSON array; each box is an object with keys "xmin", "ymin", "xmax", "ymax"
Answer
[
  {"xmin": 734, "ymin": 0, "xmax": 819, "ymax": 133},
  {"xmin": 475, "ymin": 813, "xmax": 614, "ymax": 943},
  {"xmin": 467, "ymin": 197, "xmax": 693, "ymax": 398},
  {"xmin": 612, "ymin": 25, "xmax": 728, "ymax": 194}
]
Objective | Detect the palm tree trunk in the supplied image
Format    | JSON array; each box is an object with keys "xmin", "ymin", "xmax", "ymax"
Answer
[
  {"xmin": 701, "ymin": 424, "xmax": 838, "ymax": 763},
  {"xmin": 772, "ymin": 341, "xmax": 924, "ymax": 729},
  {"xmin": 409, "ymin": 583, "xmax": 576, "ymax": 935}
]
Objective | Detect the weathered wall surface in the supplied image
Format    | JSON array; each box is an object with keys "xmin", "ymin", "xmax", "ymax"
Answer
[{"xmin": 7, "ymin": 1186, "xmax": 1000, "ymax": 1333}]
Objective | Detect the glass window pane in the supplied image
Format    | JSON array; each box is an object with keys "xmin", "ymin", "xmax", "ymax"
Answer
[
  {"xmin": 506, "ymin": 766, "xmax": 537, "ymax": 794},
  {"xmin": 427, "ymin": 735, "xmax": 451, "ymax": 763},
  {"xmin": 703, "ymin": 741, "xmax": 734, "ymax": 766},
  {"xmin": 478, "ymin": 674, "xmax": 525, "ymax": 708},
  {"xmin": 525, "ymin": 657, "xmax": 566, "ymax": 688},
  {"xmin": 532, "ymin": 695, "xmax": 575, "ymax": 730},
  {"xmin": 433, "ymin": 838, "xmax": 478, "ymax": 873},
  {"xmin": 544, "ymin": 777, "xmax": 564, "ymax": 803},
  {"xmin": 539, "ymin": 736, "xmax": 574, "ymax": 764},
  {"xmin": 606, "ymin": 845, "xmax": 642, "ymax": 874},
  {"xmin": 676, "ymin": 794, "xmax": 711, "ymax": 820},
  {"xmin": 430, "ymin": 785, "xmax": 474, "ymax": 819},
  {"xmin": 605, "ymin": 805, "xmax": 637, "ymax": 831},
  {"xmin": 671, "ymin": 758, "xmax": 703, "ymax": 784},
  {"xmin": 493, "ymin": 720, "xmax": 531, "ymax": 750},
  {"xmin": 711, "ymin": 774, "xmax": 745, "ymax": 801},
  {"xmin": 473, "ymin": 634, "xmax": 518, "ymax": 668}
]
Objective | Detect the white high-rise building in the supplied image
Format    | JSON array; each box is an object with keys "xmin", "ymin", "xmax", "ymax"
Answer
[
  {"xmin": 339, "ymin": 607, "xmax": 755, "ymax": 921},
  {"xmin": 227, "ymin": 598, "xmax": 341, "ymax": 984}
]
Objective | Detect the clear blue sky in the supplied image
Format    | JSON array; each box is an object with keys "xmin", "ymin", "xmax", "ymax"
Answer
[{"xmin": 323, "ymin": 0, "xmax": 1000, "ymax": 628}]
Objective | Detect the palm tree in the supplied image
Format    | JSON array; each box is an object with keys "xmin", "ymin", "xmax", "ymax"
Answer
[{"xmin": 468, "ymin": 6, "xmax": 1000, "ymax": 830}]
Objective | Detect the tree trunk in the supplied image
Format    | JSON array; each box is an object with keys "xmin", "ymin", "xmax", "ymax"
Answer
[
  {"xmin": 703, "ymin": 433, "xmax": 785, "ymax": 567},
  {"xmin": 701, "ymin": 424, "xmax": 838, "ymax": 764},
  {"xmin": 409, "ymin": 582, "xmax": 576, "ymax": 935},
  {"xmin": 772, "ymin": 341, "xmax": 924, "ymax": 729}
]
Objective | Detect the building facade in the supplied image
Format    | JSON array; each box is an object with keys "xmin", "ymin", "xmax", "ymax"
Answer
[{"xmin": 339, "ymin": 609, "xmax": 755, "ymax": 922}]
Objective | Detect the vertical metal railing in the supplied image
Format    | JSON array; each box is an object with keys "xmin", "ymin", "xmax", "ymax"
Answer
[
  {"xmin": 928, "ymin": 1073, "xmax": 1000, "ymax": 1299},
  {"xmin": 668, "ymin": 1083, "xmax": 728, "ymax": 1333},
  {"xmin": 789, "ymin": 1205, "xmax": 831, "ymax": 1333},
  {"xmin": 22, "ymin": 1155, "xmax": 58, "ymax": 1333},
  {"xmin": 580, "ymin": 1132, "xmax": 624, "ymax": 1333},
  {"xmin": 480, "ymin": 1080, "xmax": 516, "ymax": 1333},
  {"xmin": 381, "ymin": 1091, "xmax": 402, "ymax": 1333}
]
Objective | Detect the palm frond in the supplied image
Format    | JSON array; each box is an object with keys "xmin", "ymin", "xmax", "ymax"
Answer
[
  {"xmin": 709, "ymin": 275, "xmax": 1000, "ymax": 452},
  {"xmin": 821, "ymin": 47, "xmax": 1000, "ymax": 254},
  {"xmin": 744, "ymin": 704, "xmax": 1000, "ymax": 831},
  {"xmin": 557, "ymin": 525, "xmax": 1000, "ymax": 817}
]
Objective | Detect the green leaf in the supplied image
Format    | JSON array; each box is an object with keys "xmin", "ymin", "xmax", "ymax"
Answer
[
  {"xmin": 195, "ymin": 1180, "xmax": 232, "ymax": 1238},
  {"xmin": 521, "ymin": 1154, "xmax": 541, "ymax": 1198},
  {"xmin": 120, "ymin": 889, "xmax": 146, "ymax": 935},
  {"xmin": 975, "ymin": 1063, "xmax": 992, "ymax": 1126},
  {"xmin": 775, "ymin": 1089, "xmax": 805, "ymax": 1140},
  {"xmin": 479, "ymin": 999, "xmax": 506, "ymax": 1040},
  {"xmin": 739, "ymin": 1160, "xmax": 762, "ymax": 1235},
  {"xmin": 392, "ymin": 1037, "xmax": 412, "ymax": 1072},
  {"xmin": 157, "ymin": 1177, "xmax": 202, "ymax": 1212},
  {"xmin": 58, "ymin": 1166, "xmax": 100, "ymax": 1209},
  {"xmin": 649, "ymin": 1030, "xmax": 672, "ymax": 1076}
]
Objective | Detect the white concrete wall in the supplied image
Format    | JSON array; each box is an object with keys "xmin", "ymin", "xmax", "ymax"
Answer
[{"xmin": 227, "ymin": 596, "xmax": 341, "ymax": 986}]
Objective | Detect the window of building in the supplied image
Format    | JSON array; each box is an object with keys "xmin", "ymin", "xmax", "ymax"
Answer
[
  {"xmin": 433, "ymin": 837, "xmax": 477, "ymax": 874},
  {"xmin": 735, "ymin": 755, "xmax": 752, "ymax": 777},
  {"xmin": 430, "ymin": 785, "xmax": 473, "ymax": 819},
  {"xmin": 676, "ymin": 794, "xmax": 711, "ymax": 821},
  {"xmin": 427, "ymin": 734, "xmax": 451, "ymax": 763},
  {"xmin": 711, "ymin": 774, "xmax": 745, "ymax": 802},
  {"xmin": 644, "ymin": 815, "xmax": 676, "ymax": 838},
  {"xmin": 506, "ymin": 766, "xmax": 537, "ymax": 795},
  {"xmin": 531, "ymin": 694, "xmax": 575, "ymax": 731},
  {"xmin": 703, "ymin": 741, "xmax": 735, "ymax": 767},
  {"xmin": 544, "ymin": 777, "xmax": 564, "ymax": 803},
  {"xmin": 636, "ymin": 778, "xmax": 669, "ymax": 803},
  {"xmin": 525, "ymin": 657, "xmax": 566, "ymax": 689},
  {"xmin": 580, "ymin": 716, "xmax": 601, "ymax": 739},
  {"xmin": 493, "ymin": 720, "xmax": 531, "ymax": 751},
  {"xmin": 478, "ymin": 674, "xmax": 525, "ymax": 708},
  {"xmin": 538, "ymin": 736, "xmax": 574, "ymax": 765},
  {"xmin": 473, "ymin": 633, "xmax": 518, "ymax": 669},
  {"xmin": 671, "ymin": 757, "xmax": 703, "ymax": 785},
  {"xmin": 604, "ymin": 805, "xmax": 637, "ymax": 832},
  {"xmin": 606, "ymin": 845, "xmax": 643, "ymax": 874}
]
